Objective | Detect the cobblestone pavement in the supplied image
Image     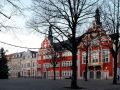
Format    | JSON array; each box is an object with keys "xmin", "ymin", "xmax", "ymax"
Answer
[{"xmin": 0, "ymin": 78, "xmax": 120, "ymax": 90}]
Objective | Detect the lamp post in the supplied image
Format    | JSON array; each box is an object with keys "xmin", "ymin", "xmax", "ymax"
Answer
[{"xmin": 105, "ymin": 67, "xmax": 108, "ymax": 80}]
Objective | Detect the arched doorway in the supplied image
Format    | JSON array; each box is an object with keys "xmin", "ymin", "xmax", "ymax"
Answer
[
  {"xmin": 96, "ymin": 71, "xmax": 101, "ymax": 79},
  {"xmin": 90, "ymin": 71, "xmax": 94, "ymax": 79}
]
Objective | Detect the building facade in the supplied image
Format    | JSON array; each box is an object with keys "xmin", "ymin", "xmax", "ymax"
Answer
[
  {"xmin": 20, "ymin": 50, "xmax": 38, "ymax": 78},
  {"xmin": 37, "ymin": 37, "xmax": 73, "ymax": 79},
  {"xmin": 79, "ymin": 26, "xmax": 113, "ymax": 79},
  {"xmin": 7, "ymin": 50, "xmax": 39, "ymax": 78},
  {"xmin": 37, "ymin": 9, "xmax": 120, "ymax": 80},
  {"xmin": 37, "ymin": 28, "xmax": 120, "ymax": 80},
  {"xmin": 7, "ymin": 52, "xmax": 23, "ymax": 78}
]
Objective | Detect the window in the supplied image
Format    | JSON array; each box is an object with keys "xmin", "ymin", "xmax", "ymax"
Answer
[
  {"xmin": 63, "ymin": 51, "xmax": 71, "ymax": 56},
  {"xmin": 24, "ymin": 64, "xmax": 26, "ymax": 68},
  {"xmin": 43, "ymin": 56, "xmax": 45, "ymax": 60},
  {"xmin": 68, "ymin": 51, "xmax": 72, "ymax": 56},
  {"xmin": 32, "ymin": 63, "xmax": 35, "ymax": 67},
  {"xmin": 64, "ymin": 62, "xmax": 66, "ymax": 67},
  {"xmin": 70, "ymin": 61, "xmax": 72, "ymax": 66},
  {"xmin": 62, "ymin": 61, "xmax": 65, "ymax": 67},
  {"xmin": 46, "ymin": 55, "xmax": 50, "ymax": 59},
  {"xmin": 91, "ymin": 38, "xmax": 99, "ymax": 45},
  {"xmin": 55, "ymin": 71, "xmax": 59, "ymax": 76},
  {"xmin": 102, "ymin": 49, "xmax": 109, "ymax": 63},
  {"xmin": 91, "ymin": 51, "xmax": 99, "ymax": 63},
  {"xmin": 82, "ymin": 52, "xmax": 86, "ymax": 64},
  {"xmin": 101, "ymin": 36, "xmax": 107, "ymax": 42},
  {"xmin": 27, "ymin": 63, "xmax": 30, "ymax": 67},
  {"xmin": 82, "ymin": 52, "xmax": 90, "ymax": 64},
  {"xmin": 20, "ymin": 53, "xmax": 22, "ymax": 58},
  {"xmin": 56, "ymin": 63, "xmax": 60, "ymax": 67},
  {"xmin": 32, "ymin": 53, "xmax": 36, "ymax": 58},
  {"xmin": 62, "ymin": 71, "xmax": 64, "ymax": 76},
  {"xmin": 22, "ymin": 56, "xmax": 25, "ymax": 60},
  {"xmin": 48, "ymin": 71, "xmax": 50, "ymax": 76},
  {"xmin": 66, "ymin": 62, "xmax": 68, "ymax": 66},
  {"xmin": 65, "ymin": 52, "xmax": 68, "ymax": 56}
]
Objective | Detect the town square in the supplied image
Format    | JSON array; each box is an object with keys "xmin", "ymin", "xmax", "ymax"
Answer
[{"xmin": 0, "ymin": 0, "xmax": 120, "ymax": 90}]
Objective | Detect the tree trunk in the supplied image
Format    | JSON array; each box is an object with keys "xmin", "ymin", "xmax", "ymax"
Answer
[
  {"xmin": 71, "ymin": 49, "xmax": 78, "ymax": 88},
  {"xmin": 53, "ymin": 65, "xmax": 56, "ymax": 80},
  {"xmin": 113, "ymin": 0, "xmax": 119, "ymax": 84},
  {"xmin": 85, "ymin": 50, "xmax": 88, "ymax": 81},
  {"xmin": 113, "ymin": 53, "xmax": 118, "ymax": 84}
]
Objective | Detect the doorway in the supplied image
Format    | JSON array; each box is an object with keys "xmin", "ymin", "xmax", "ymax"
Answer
[
  {"xmin": 43, "ymin": 72, "xmax": 47, "ymax": 78},
  {"xmin": 96, "ymin": 71, "xmax": 101, "ymax": 79},
  {"xmin": 90, "ymin": 71, "xmax": 94, "ymax": 79}
]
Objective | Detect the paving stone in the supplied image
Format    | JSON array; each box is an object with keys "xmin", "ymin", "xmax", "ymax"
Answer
[{"xmin": 0, "ymin": 78, "xmax": 120, "ymax": 90}]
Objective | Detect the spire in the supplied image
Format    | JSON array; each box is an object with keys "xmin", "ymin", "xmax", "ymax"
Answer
[
  {"xmin": 48, "ymin": 25, "xmax": 52, "ymax": 37},
  {"xmin": 48, "ymin": 25, "xmax": 53, "ymax": 44},
  {"xmin": 95, "ymin": 8, "xmax": 102, "ymax": 26}
]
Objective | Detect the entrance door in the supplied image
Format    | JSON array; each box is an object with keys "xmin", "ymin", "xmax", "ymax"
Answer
[
  {"xmin": 18, "ymin": 72, "xmax": 21, "ymax": 77},
  {"xmin": 27, "ymin": 70, "xmax": 30, "ymax": 77},
  {"xmin": 90, "ymin": 71, "xmax": 94, "ymax": 79},
  {"xmin": 43, "ymin": 72, "xmax": 47, "ymax": 78},
  {"xmin": 96, "ymin": 71, "xmax": 101, "ymax": 79}
]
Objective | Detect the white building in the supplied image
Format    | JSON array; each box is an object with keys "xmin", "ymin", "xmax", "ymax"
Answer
[
  {"xmin": 7, "ymin": 50, "xmax": 38, "ymax": 78},
  {"xmin": 21, "ymin": 50, "xmax": 38, "ymax": 77},
  {"xmin": 7, "ymin": 52, "xmax": 23, "ymax": 78}
]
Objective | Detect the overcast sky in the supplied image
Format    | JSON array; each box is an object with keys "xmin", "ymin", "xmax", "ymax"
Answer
[{"xmin": 0, "ymin": 0, "xmax": 44, "ymax": 54}]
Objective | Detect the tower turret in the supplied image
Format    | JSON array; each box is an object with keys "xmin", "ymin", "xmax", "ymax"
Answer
[
  {"xmin": 95, "ymin": 8, "xmax": 102, "ymax": 26},
  {"xmin": 48, "ymin": 25, "xmax": 53, "ymax": 44}
]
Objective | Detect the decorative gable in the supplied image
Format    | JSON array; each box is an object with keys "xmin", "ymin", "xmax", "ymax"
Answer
[
  {"xmin": 41, "ymin": 37, "xmax": 51, "ymax": 49},
  {"xmin": 79, "ymin": 20, "xmax": 112, "ymax": 50}
]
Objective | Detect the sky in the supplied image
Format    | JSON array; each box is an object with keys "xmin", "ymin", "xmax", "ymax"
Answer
[
  {"xmin": 0, "ymin": 0, "xmax": 44, "ymax": 54},
  {"xmin": 0, "ymin": 0, "xmax": 95, "ymax": 54}
]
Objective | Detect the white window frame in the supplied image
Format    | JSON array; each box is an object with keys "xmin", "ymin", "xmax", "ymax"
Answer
[
  {"xmin": 82, "ymin": 52, "xmax": 87, "ymax": 64},
  {"xmin": 102, "ymin": 49, "xmax": 109, "ymax": 63},
  {"xmin": 91, "ymin": 50, "xmax": 99, "ymax": 63}
]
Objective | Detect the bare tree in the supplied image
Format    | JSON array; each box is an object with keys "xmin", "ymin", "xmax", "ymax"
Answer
[
  {"xmin": 29, "ymin": 0, "xmax": 99, "ymax": 88},
  {"xmin": 46, "ymin": 45, "xmax": 59, "ymax": 80},
  {"xmin": 101, "ymin": 0, "xmax": 120, "ymax": 84},
  {"xmin": 81, "ymin": 34, "xmax": 90, "ymax": 81},
  {"xmin": 46, "ymin": 26, "xmax": 64, "ymax": 80},
  {"xmin": 0, "ymin": 0, "xmax": 23, "ymax": 31}
]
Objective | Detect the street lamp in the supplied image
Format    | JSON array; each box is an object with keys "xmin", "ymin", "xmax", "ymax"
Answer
[{"xmin": 105, "ymin": 66, "xmax": 108, "ymax": 80}]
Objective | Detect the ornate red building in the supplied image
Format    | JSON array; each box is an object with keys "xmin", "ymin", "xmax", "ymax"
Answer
[
  {"xmin": 37, "ymin": 37, "xmax": 73, "ymax": 79},
  {"xmin": 79, "ymin": 22, "xmax": 113, "ymax": 79},
  {"xmin": 37, "ymin": 9, "xmax": 120, "ymax": 80}
]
